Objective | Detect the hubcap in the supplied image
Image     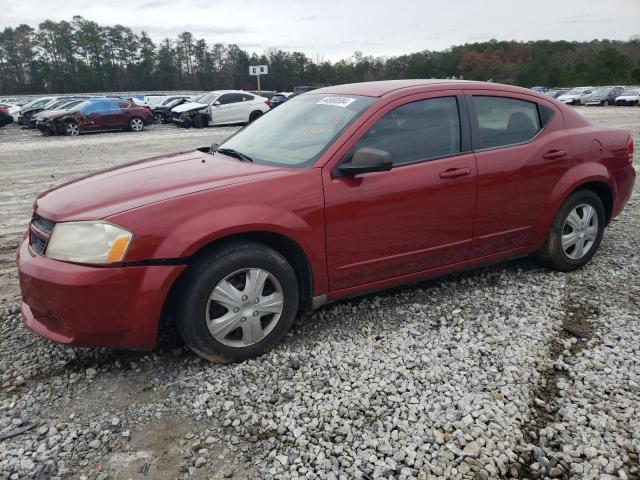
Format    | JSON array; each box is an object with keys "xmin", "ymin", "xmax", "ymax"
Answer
[
  {"xmin": 206, "ymin": 268, "xmax": 284, "ymax": 347},
  {"xmin": 562, "ymin": 203, "xmax": 598, "ymax": 260}
]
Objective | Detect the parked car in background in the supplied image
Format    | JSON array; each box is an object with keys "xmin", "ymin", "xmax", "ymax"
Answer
[
  {"xmin": 44, "ymin": 98, "xmax": 153, "ymax": 136},
  {"xmin": 34, "ymin": 99, "xmax": 86, "ymax": 131},
  {"xmin": 615, "ymin": 88, "xmax": 640, "ymax": 106},
  {"xmin": 268, "ymin": 92, "xmax": 292, "ymax": 109},
  {"xmin": 530, "ymin": 86, "xmax": 546, "ymax": 93},
  {"xmin": 28, "ymin": 97, "xmax": 91, "ymax": 129},
  {"xmin": 17, "ymin": 96, "xmax": 60, "ymax": 124},
  {"xmin": 172, "ymin": 90, "xmax": 269, "ymax": 128},
  {"xmin": 546, "ymin": 88, "xmax": 569, "ymax": 98},
  {"xmin": 0, "ymin": 104, "xmax": 12, "ymax": 127},
  {"xmin": 151, "ymin": 96, "xmax": 192, "ymax": 124},
  {"xmin": 0, "ymin": 101, "xmax": 23, "ymax": 123},
  {"xmin": 144, "ymin": 95, "xmax": 166, "ymax": 107},
  {"xmin": 292, "ymin": 86, "xmax": 318, "ymax": 96},
  {"xmin": 17, "ymin": 80, "xmax": 636, "ymax": 362},
  {"xmin": 557, "ymin": 87, "xmax": 594, "ymax": 105},
  {"xmin": 583, "ymin": 86, "xmax": 625, "ymax": 106},
  {"xmin": 249, "ymin": 90, "xmax": 276, "ymax": 100}
]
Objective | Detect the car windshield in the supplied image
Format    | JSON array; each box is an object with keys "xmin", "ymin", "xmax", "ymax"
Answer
[
  {"xmin": 594, "ymin": 87, "xmax": 609, "ymax": 94},
  {"xmin": 218, "ymin": 94, "xmax": 377, "ymax": 167},
  {"xmin": 198, "ymin": 92, "xmax": 219, "ymax": 105},
  {"xmin": 161, "ymin": 97, "xmax": 181, "ymax": 106},
  {"xmin": 566, "ymin": 88, "xmax": 586, "ymax": 95},
  {"xmin": 67, "ymin": 100, "xmax": 89, "ymax": 113}
]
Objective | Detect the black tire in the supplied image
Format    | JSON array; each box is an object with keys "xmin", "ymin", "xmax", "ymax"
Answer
[
  {"xmin": 538, "ymin": 189, "xmax": 605, "ymax": 272},
  {"xmin": 248, "ymin": 111, "xmax": 263, "ymax": 123},
  {"xmin": 176, "ymin": 241, "xmax": 299, "ymax": 363},
  {"xmin": 192, "ymin": 113, "xmax": 207, "ymax": 129}
]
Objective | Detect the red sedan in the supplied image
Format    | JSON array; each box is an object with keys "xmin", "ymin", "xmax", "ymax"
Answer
[
  {"xmin": 44, "ymin": 98, "xmax": 153, "ymax": 136},
  {"xmin": 17, "ymin": 80, "xmax": 635, "ymax": 362}
]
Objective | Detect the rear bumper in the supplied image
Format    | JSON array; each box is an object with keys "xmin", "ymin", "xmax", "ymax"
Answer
[
  {"xmin": 611, "ymin": 165, "xmax": 636, "ymax": 220},
  {"xmin": 17, "ymin": 238, "xmax": 186, "ymax": 349}
]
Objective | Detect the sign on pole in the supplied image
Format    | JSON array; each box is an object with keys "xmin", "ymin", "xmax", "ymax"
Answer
[
  {"xmin": 249, "ymin": 65, "xmax": 268, "ymax": 76},
  {"xmin": 249, "ymin": 65, "xmax": 268, "ymax": 91}
]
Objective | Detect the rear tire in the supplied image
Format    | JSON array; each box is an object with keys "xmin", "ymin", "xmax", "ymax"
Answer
[
  {"xmin": 248, "ymin": 111, "xmax": 263, "ymax": 123},
  {"xmin": 176, "ymin": 241, "xmax": 299, "ymax": 363},
  {"xmin": 538, "ymin": 190, "xmax": 605, "ymax": 272},
  {"xmin": 129, "ymin": 117, "xmax": 145, "ymax": 132}
]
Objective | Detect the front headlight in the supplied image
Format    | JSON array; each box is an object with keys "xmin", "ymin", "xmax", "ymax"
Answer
[{"xmin": 45, "ymin": 221, "xmax": 133, "ymax": 264}]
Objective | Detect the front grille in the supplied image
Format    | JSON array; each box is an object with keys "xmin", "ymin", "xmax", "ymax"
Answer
[{"xmin": 29, "ymin": 214, "xmax": 55, "ymax": 255}]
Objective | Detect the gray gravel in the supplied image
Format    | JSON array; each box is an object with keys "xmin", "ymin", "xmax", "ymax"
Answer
[{"xmin": 0, "ymin": 107, "xmax": 639, "ymax": 479}]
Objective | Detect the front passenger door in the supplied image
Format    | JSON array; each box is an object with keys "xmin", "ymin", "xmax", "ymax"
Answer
[{"xmin": 323, "ymin": 93, "xmax": 478, "ymax": 292}]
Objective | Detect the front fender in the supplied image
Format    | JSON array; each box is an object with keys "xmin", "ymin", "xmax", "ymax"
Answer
[
  {"xmin": 159, "ymin": 204, "xmax": 316, "ymax": 259},
  {"xmin": 107, "ymin": 169, "xmax": 328, "ymax": 294}
]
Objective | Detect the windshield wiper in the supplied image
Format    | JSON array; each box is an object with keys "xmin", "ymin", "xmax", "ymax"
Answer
[{"xmin": 216, "ymin": 147, "xmax": 254, "ymax": 163}]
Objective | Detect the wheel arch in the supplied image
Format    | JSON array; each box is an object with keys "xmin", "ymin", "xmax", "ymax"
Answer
[{"xmin": 161, "ymin": 230, "xmax": 315, "ymax": 333}]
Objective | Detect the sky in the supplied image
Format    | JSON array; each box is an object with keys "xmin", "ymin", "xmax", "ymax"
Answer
[{"xmin": 1, "ymin": 0, "xmax": 639, "ymax": 61}]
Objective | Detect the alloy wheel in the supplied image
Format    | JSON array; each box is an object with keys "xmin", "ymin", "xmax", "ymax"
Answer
[
  {"xmin": 153, "ymin": 114, "xmax": 164, "ymax": 124},
  {"xmin": 206, "ymin": 268, "xmax": 284, "ymax": 347},
  {"xmin": 66, "ymin": 122, "xmax": 79, "ymax": 136},
  {"xmin": 131, "ymin": 118, "xmax": 144, "ymax": 131},
  {"xmin": 561, "ymin": 203, "xmax": 599, "ymax": 260}
]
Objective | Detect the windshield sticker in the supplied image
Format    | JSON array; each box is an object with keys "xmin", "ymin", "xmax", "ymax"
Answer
[{"xmin": 316, "ymin": 96, "xmax": 357, "ymax": 107}]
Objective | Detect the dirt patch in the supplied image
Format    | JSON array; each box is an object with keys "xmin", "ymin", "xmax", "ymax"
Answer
[{"xmin": 521, "ymin": 293, "xmax": 599, "ymax": 478}]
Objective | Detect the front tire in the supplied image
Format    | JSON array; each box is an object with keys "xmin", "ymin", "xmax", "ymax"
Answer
[
  {"xmin": 176, "ymin": 242, "xmax": 299, "ymax": 363},
  {"xmin": 64, "ymin": 120, "xmax": 80, "ymax": 136},
  {"xmin": 192, "ymin": 113, "xmax": 207, "ymax": 129},
  {"xmin": 538, "ymin": 190, "xmax": 605, "ymax": 272}
]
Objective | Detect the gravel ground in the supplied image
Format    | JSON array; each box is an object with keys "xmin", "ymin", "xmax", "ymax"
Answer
[{"xmin": 0, "ymin": 107, "xmax": 638, "ymax": 479}]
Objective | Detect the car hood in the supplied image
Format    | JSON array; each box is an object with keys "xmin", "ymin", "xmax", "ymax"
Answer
[
  {"xmin": 616, "ymin": 95, "xmax": 638, "ymax": 100},
  {"xmin": 172, "ymin": 101, "xmax": 208, "ymax": 113},
  {"xmin": 34, "ymin": 109, "xmax": 68, "ymax": 119},
  {"xmin": 35, "ymin": 150, "xmax": 287, "ymax": 221}
]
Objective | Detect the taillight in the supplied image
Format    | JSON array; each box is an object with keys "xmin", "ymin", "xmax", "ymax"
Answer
[
  {"xmin": 0, "ymin": 107, "xmax": 7, "ymax": 114},
  {"xmin": 265, "ymin": 100, "xmax": 269, "ymax": 107},
  {"xmin": 628, "ymin": 136, "xmax": 634, "ymax": 162}
]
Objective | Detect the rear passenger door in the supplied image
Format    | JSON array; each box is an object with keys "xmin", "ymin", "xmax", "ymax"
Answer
[{"xmin": 465, "ymin": 91, "xmax": 572, "ymax": 258}]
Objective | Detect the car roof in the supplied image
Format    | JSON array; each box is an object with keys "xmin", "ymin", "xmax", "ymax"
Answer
[{"xmin": 311, "ymin": 79, "xmax": 544, "ymax": 98}]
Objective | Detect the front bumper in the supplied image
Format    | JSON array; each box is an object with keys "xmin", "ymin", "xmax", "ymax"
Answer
[{"xmin": 17, "ymin": 237, "xmax": 186, "ymax": 349}]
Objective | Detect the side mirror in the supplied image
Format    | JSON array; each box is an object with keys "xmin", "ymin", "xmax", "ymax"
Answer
[
  {"xmin": 338, "ymin": 148, "xmax": 393, "ymax": 177},
  {"xmin": 213, "ymin": 100, "xmax": 221, "ymax": 106}
]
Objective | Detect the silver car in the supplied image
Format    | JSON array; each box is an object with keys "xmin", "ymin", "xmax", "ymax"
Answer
[{"xmin": 583, "ymin": 86, "xmax": 625, "ymax": 106}]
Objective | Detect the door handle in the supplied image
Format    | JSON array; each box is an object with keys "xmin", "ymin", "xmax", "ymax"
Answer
[
  {"xmin": 439, "ymin": 167, "xmax": 471, "ymax": 179},
  {"xmin": 543, "ymin": 149, "xmax": 567, "ymax": 160}
]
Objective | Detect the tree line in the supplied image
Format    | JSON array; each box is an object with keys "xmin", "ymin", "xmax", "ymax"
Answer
[{"xmin": 1, "ymin": 16, "xmax": 639, "ymax": 95}]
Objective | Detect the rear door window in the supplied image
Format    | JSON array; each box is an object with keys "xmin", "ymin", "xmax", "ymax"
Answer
[
  {"xmin": 471, "ymin": 96, "xmax": 542, "ymax": 149},
  {"xmin": 352, "ymin": 96, "xmax": 462, "ymax": 166}
]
